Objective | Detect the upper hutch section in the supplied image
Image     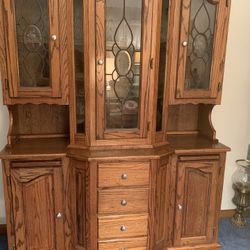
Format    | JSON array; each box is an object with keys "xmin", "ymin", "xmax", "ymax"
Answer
[{"xmin": 0, "ymin": 0, "xmax": 231, "ymax": 147}]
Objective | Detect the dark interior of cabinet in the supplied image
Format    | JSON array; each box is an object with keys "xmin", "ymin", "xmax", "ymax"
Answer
[
  {"xmin": 167, "ymin": 104, "xmax": 215, "ymax": 140},
  {"xmin": 10, "ymin": 104, "xmax": 70, "ymax": 140}
]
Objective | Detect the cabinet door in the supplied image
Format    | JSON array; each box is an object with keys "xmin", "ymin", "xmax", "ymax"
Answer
[
  {"xmin": 173, "ymin": 0, "xmax": 230, "ymax": 103},
  {"xmin": 174, "ymin": 160, "xmax": 219, "ymax": 246},
  {"xmin": 10, "ymin": 167, "xmax": 64, "ymax": 250},
  {"xmin": 2, "ymin": 0, "xmax": 65, "ymax": 102},
  {"xmin": 95, "ymin": 0, "xmax": 154, "ymax": 140}
]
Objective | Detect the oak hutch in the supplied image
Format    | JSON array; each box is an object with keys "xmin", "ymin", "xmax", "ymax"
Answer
[{"xmin": 0, "ymin": 0, "xmax": 231, "ymax": 249}]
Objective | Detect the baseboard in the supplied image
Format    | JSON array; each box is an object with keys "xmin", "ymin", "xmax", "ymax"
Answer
[
  {"xmin": 0, "ymin": 224, "xmax": 7, "ymax": 235},
  {"xmin": 220, "ymin": 209, "xmax": 250, "ymax": 218}
]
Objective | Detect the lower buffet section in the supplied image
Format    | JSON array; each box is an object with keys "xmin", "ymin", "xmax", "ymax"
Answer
[{"xmin": 1, "ymin": 150, "xmax": 227, "ymax": 250}]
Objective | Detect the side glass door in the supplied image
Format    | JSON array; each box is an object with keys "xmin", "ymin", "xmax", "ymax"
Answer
[
  {"xmin": 176, "ymin": 0, "xmax": 226, "ymax": 99},
  {"xmin": 3, "ymin": 0, "xmax": 60, "ymax": 98}
]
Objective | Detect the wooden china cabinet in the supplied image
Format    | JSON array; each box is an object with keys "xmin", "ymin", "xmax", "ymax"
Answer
[{"xmin": 0, "ymin": 0, "xmax": 231, "ymax": 250}]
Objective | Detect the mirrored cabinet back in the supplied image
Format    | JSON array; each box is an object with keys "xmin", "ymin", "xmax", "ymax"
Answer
[{"xmin": 0, "ymin": 0, "xmax": 231, "ymax": 249}]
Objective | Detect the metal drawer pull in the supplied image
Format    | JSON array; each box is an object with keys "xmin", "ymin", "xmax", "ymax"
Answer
[
  {"xmin": 121, "ymin": 199, "xmax": 127, "ymax": 206},
  {"xmin": 120, "ymin": 225, "xmax": 127, "ymax": 232},
  {"xmin": 121, "ymin": 173, "xmax": 128, "ymax": 180},
  {"xmin": 177, "ymin": 204, "xmax": 183, "ymax": 210},
  {"xmin": 56, "ymin": 212, "xmax": 63, "ymax": 219}
]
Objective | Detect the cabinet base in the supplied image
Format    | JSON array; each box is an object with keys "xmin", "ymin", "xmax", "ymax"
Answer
[{"xmin": 168, "ymin": 243, "xmax": 221, "ymax": 250}]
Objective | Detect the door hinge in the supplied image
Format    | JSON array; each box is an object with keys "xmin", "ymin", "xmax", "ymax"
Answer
[
  {"xmin": 150, "ymin": 58, "xmax": 154, "ymax": 69},
  {"xmin": 7, "ymin": 176, "xmax": 11, "ymax": 186},
  {"xmin": 5, "ymin": 79, "xmax": 9, "ymax": 91},
  {"xmin": 226, "ymin": 0, "xmax": 230, "ymax": 7},
  {"xmin": 217, "ymin": 82, "xmax": 222, "ymax": 92}
]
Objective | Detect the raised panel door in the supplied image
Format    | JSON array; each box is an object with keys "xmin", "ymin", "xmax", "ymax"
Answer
[
  {"xmin": 10, "ymin": 166, "xmax": 64, "ymax": 250},
  {"xmin": 174, "ymin": 160, "xmax": 219, "ymax": 246}
]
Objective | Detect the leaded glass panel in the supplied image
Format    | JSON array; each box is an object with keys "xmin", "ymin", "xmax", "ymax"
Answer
[
  {"xmin": 105, "ymin": 0, "xmax": 142, "ymax": 129},
  {"xmin": 185, "ymin": 0, "xmax": 216, "ymax": 90},
  {"xmin": 14, "ymin": 0, "xmax": 50, "ymax": 87}
]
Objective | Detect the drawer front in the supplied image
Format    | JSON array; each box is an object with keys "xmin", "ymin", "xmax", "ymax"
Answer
[
  {"xmin": 98, "ymin": 162, "xmax": 150, "ymax": 188},
  {"xmin": 98, "ymin": 188, "xmax": 149, "ymax": 214},
  {"xmin": 98, "ymin": 214, "xmax": 148, "ymax": 240},
  {"xmin": 98, "ymin": 237, "xmax": 148, "ymax": 250}
]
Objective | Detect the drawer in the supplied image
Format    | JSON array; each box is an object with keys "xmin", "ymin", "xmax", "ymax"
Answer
[
  {"xmin": 98, "ymin": 237, "xmax": 148, "ymax": 250},
  {"xmin": 98, "ymin": 162, "xmax": 150, "ymax": 188},
  {"xmin": 98, "ymin": 188, "xmax": 149, "ymax": 214},
  {"xmin": 98, "ymin": 214, "xmax": 148, "ymax": 240}
]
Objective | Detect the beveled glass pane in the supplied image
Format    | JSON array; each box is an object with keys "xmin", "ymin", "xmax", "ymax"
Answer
[
  {"xmin": 105, "ymin": 0, "xmax": 142, "ymax": 129},
  {"xmin": 74, "ymin": 0, "xmax": 85, "ymax": 134},
  {"xmin": 185, "ymin": 0, "xmax": 216, "ymax": 90},
  {"xmin": 14, "ymin": 0, "xmax": 50, "ymax": 87},
  {"xmin": 156, "ymin": 0, "xmax": 169, "ymax": 132}
]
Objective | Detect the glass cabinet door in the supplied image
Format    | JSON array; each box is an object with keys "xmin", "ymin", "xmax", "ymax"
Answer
[
  {"xmin": 73, "ymin": 0, "xmax": 85, "ymax": 134},
  {"xmin": 156, "ymin": 0, "xmax": 170, "ymax": 132},
  {"xmin": 3, "ymin": 0, "xmax": 60, "ymax": 98},
  {"xmin": 96, "ymin": 0, "xmax": 153, "ymax": 139},
  {"xmin": 175, "ymin": 0, "xmax": 226, "ymax": 100}
]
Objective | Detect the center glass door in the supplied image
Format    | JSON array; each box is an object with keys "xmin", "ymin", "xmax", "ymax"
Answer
[{"xmin": 96, "ymin": 0, "xmax": 153, "ymax": 140}]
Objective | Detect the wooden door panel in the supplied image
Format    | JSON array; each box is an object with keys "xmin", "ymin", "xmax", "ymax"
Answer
[
  {"xmin": 174, "ymin": 161, "xmax": 218, "ymax": 246},
  {"xmin": 11, "ymin": 167, "xmax": 64, "ymax": 250}
]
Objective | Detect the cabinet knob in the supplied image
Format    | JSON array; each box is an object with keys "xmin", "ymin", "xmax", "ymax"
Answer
[
  {"xmin": 98, "ymin": 59, "xmax": 104, "ymax": 65},
  {"xmin": 120, "ymin": 225, "xmax": 127, "ymax": 232},
  {"xmin": 56, "ymin": 212, "xmax": 63, "ymax": 219},
  {"xmin": 121, "ymin": 173, "xmax": 128, "ymax": 180},
  {"xmin": 177, "ymin": 204, "xmax": 183, "ymax": 210},
  {"xmin": 121, "ymin": 199, "xmax": 127, "ymax": 206},
  {"xmin": 182, "ymin": 41, "xmax": 188, "ymax": 47},
  {"xmin": 51, "ymin": 35, "xmax": 57, "ymax": 41}
]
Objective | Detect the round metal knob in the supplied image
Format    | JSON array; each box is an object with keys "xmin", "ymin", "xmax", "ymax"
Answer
[
  {"xmin": 51, "ymin": 35, "xmax": 57, "ymax": 41},
  {"xmin": 182, "ymin": 41, "xmax": 188, "ymax": 47},
  {"xmin": 121, "ymin": 173, "xmax": 128, "ymax": 180},
  {"xmin": 121, "ymin": 199, "xmax": 127, "ymax": 206},
  {"xmin": 56, "ymin": 212, "xmax": 63, "ymax": 219},
  {"xmin": 177, "ymin": 204, "xmax": 183, "ymax": 210},
  {"xmin": 120, "ymin": 225, "xmax": 127, "ymax": 232},
  {"xmin": 98, "ymin": 59, "xmax": 104, "ymax": 65}
]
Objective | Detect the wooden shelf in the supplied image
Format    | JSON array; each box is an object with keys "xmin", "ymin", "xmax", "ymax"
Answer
[
  {"xmin": 0, "ymin": 138, "xmax": 69, "ymax": 160},
  {"xmin": 168, "ymin": 134, "xmax": 230, "ymax": 155}
]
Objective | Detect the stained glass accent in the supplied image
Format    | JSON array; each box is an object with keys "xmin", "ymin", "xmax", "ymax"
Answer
[
  {"xmin": 74, "ymin": 0, "xmax": 85, "ymax": 133},
  {"xmin": 105, "ymin": 0, "xmax": 142, "ymax": 129},
  {"xmin": 14, "ymin": 0, "xmax": 50, "ymax": 87},
  {"xmin": 185, "ymin": 0, "xmax": 216, "ymax": 90},
  {"xmin": 156, "ymin": 0, "xmax": 169, "ymax": 132}
]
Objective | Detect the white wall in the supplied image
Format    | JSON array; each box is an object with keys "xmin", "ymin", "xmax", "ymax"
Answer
[
  {"xmin": 212, "ymin": 0, "xmax": 250, "ymax": 209},
  {"xmin": 0, "ymin": 85, "xmax": 9, "ymax": 224},
  {"xmin": 0, "ymin": 1, "xmax": 250, "ymax": 223}
]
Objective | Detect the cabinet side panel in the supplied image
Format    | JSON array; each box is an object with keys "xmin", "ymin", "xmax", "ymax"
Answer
[{"xmin": 154, "ymin": 155, "xmax": 176, "ymax": 249}]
